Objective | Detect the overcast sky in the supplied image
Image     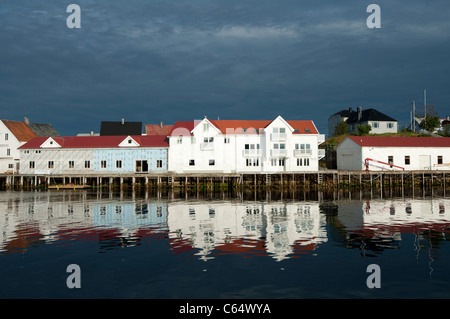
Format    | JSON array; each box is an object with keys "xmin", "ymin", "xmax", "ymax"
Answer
[{"xmin": 1, "ymin": 0, "xmax": 449, "ymax": 136}]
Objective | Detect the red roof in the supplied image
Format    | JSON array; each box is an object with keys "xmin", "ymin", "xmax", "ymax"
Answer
[
  {"xmin": 169, "ymin": 121, "xmax": 198, "ymax": 136},
  {"xmin": 19, "ymin": 135, "xmax": 169, "ymax": 149},
  {"xmin": 348, "ymin": 136, "xmax": 450, "ymax": 147},
  {"xmin": 169, "ymin": 119, "xmax": 318, "ymax": 136},
  {"xmin": 2, "ymin": 120, "xmax": 37, "ymax": 142},
  {"xmin": 145, "ymin": 124, "xmax": 174, "ymax": 136}
]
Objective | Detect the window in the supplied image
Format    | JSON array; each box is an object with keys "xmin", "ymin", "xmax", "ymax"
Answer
[
  {"xmin": 204, "ymin": 137, "xmax": 214, "ymax": 143},
  {"xmin": 438, "ymin": 156, "xmax": 443, "ymax": 165},
  {"xmin": 189, "ymin": 159, "xmax": 195, "ymax": 166},
  {"xmin": 128, "ymin": 139, "xmax": 132, "ymax": 144},
  {"xmin": 387, "ymin": 123, "xmax": 394, "ymax": 129},
  {"xmin": 101, "ymin": 160, "xmax": 107, "ymax": 168},
  {"xmin": 191, "ymin": 137, "xmax": 196, "ymax": 144},
  {"xmin": 29, "ymin": 161, "xmax": 35, "ymax": 169},
  {"xmin": 209, "ymin": 159, "xmax": 215, "ymax": 166},
  {"xmin": 6, "ymin": 149, "xmax": 10, "ymax": 156},
  {"xmin": 246, "ymin": 158, "xmax": 259, "ymax": 166},
  {"xmin": 388, "ymin": 156, "xmax": 393, "ymax": 168},
  {"xmin": 156, "ymin": 160, "xmax": 163, "ymax": 168},
  {"xmin": 5, "ymin": 133, "xmax": 8, "ymax": 141},
  {"xmin": 48, "ymin": 161, "xmax": 54, "ymax": 169},
  {"xmin": 297, "ymin": 158, "xmax": 310, "ymax": 166},
  {"xmin": 280, "ymin": 128, "xmax": 286, "ymax": 133},
  {"xmin": 49, "ymin": 141, "xmax": 53, "ymax": 145},
  {"xmin": 85, "ymin": 161, "xmax": 90, "ymax": 168},
  {"xmin": 373, "ymin": 122, "xmax": 380, "ymax": 128},
  {"xmin": 405, "ymin": 156, "xmax": 410, "ymax": 165},
  {"xmin": 224, "ymin": 137, "xmax": 230, "ymax": 143},
  {"xmin": 8, "ymin": 164, "xmax": 14, "ymax": 169},
  {"xmin": 69, "ymin": 161, "xmax": 75, "ymax": 168},
  {"xmin": 294, "ymin": 129, "xmax": 299, "ymax": 133},
  {"xmin": 278, "ymin": 159, "xmax": 285, "ymax": 166},
  {"xmin": 203, "ymin": 123, "xmax": 208, "ymax": 132},
  {"xmin": 271, "ymin": 158, "xmax": 277, "ymax": 166},
  {"xmin": 116, "ymin": 160, "xmax": 122, "ymax": 169},
  {"xmin": 177, "ymin": 137, "xmax": 182, "ymax": 144}
]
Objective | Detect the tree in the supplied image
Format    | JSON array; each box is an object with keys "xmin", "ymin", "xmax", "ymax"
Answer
[
  {"xmin": 443, "ymin": 124, "xmax": 450, "ymax": 137},
  {"xmin": 333, "ymin": 120, "xmax": 349, "ymax": 136},
  {"xmin": 356, "ymin": 124, "xmax": 372, "ymax": 136},
  {"xmin": 420, "ymin": 115, "xmax": 440, "ymax": 132}
]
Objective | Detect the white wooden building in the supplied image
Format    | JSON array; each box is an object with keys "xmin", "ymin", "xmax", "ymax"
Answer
[
  {"xmin": 0, "ymin": 119, "xmax": 59, "ymax": 173},
  {"xmin": 336, "ymin": 136, "xmax": 450, "ymax": 171},
  {"xmin": 168, "ymin": 115, "xmax": 325, "ymax": 174}
]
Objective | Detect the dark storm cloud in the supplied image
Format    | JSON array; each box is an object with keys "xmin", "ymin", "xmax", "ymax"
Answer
[{"xmin": 1, "ymin": 0, "xmax": 449, "ymax": 135}]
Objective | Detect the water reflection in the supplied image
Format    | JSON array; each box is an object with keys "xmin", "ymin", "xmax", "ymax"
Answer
[{"xmin": 0, "ymin": 191, "xmax": 449, "ymax": 263}]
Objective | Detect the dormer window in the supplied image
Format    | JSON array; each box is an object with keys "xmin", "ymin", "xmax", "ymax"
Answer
[{"xmin": 305, "ymin": 129, "xmax": 310, "ymax": 133}]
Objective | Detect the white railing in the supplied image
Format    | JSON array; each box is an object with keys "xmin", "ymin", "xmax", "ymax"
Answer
[
  {"xmin": 271, "ymin": 149, "xmax": 287, "ymax": 157},
  {"xmin": 318, "ymin": 149, "xmax": 325, "ymax": 159},
  {"xmin": 271, "ymin": 133, "xmax": 287, "ymax": 142},
  {"xmin": 244, "ymin": 149, "xmax": 261, "ymax": 157},
  {"xmin": 201, "ymin": 143, "xmax": 214, "ymax": 151},
  {"xmin": 293, "ymin": 149, "xmax": 312, "ymax": 157}
]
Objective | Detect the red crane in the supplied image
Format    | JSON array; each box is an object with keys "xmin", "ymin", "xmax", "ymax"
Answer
[{"xmin": 364, "ymin": 158, "xmax": 405, "ymax": 171}]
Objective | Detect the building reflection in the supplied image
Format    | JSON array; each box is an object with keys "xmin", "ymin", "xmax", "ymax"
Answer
[
  {"xmin": 167, "ymin": 200, "xmax": 327, "ymax": 261},
  {"xmin": 0, "ymin": 191, "xmax": 449, "ymax": 263}
]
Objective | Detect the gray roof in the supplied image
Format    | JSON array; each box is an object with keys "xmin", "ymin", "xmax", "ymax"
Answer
[{"xmin": 28, "ymin": 123, "xmax": 60, "ymax": 137}]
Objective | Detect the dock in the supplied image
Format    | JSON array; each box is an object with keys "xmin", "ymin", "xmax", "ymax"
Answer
[{"xmin": 1, "ymin": 170, "xmax": 450, "ymax": 192}]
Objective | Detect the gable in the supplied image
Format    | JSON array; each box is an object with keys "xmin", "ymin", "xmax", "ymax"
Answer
[
  {"xmin": 191, "ymin": 118, "xmax": 221, "ymax": 136},
  {"xmin": 264, "ymin": 116, "xmax": 294, "ymax": 133},
  {"xmin": 118, "ymin": 136, "xmax": 140, "ymax": 147},
  {"xmin": 40, "ymin": 137, "xmax": 62, "ymax": 148}
]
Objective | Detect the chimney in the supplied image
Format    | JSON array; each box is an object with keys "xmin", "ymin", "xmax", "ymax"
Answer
[
  {"xmin": 348, "ymin": 107, "xmax": 353, "ymax": 113},
  {"xmin": 24, "ymin": 117, "xmax": 29, "ymax": 125},
  {"xmin": 121, "ymin": 118, "xmax": 125, "ymax": 125},
  {"xmin": 447, "ymin": 116, "xmax": 450, "ymax": 121},
  {"xmin": 90, "ymin": 131, "xmax": 94, "ymax": 136},
  {"xmin": 357, "ymin": 106, "xmax": 362, "ymax": 121},
  {"xmin": 160, "ymin": 121, "xmax": 163, "ymax": 128}
]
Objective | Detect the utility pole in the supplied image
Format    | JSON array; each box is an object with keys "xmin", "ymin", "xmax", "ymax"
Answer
[
  {"xmin": 424, "ymin": 89, "xmax": 427, "ymax": 117},
  {"xmin": 412, "ymin": 100, "xmax": 416, "ymax": 131}
]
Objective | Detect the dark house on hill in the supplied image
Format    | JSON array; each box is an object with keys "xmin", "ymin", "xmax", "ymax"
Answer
[
  {"xmin": 346, "ymin": 107, "xmax": 397, "ymax": 134},
  {"xmin": 328, "ymin": 107, "xmax": 397, "ymax": 137},
  {"xmin": 100, "ymin": 119, "xmax": 142, "ymax": 136}
]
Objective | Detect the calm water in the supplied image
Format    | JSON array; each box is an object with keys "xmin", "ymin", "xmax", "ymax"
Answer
[{"xmin": 1, "ymin": 188, "xmax": 450, "ymax": 299}]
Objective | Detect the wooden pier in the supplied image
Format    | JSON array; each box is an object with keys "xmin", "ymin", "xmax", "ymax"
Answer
[{"xmin": 1, "ymin": 170, "xmax": 450, "ymax": 192}]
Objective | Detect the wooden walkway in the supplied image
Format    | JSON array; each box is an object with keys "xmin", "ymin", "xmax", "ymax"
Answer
[{"xmin": 1, "ymin": 170, "xmax": 450, "ymax": 191}]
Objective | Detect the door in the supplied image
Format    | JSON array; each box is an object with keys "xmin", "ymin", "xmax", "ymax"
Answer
[{"xmin": 419, "ymin": 155, "xmax": 431, "ymax": 170}]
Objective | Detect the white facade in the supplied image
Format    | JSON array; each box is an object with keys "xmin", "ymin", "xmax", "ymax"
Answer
[
  {"xmin": 0, "ymin": 120, "xmax": 23, "ymax": 173},
  {"xmin": 348, "ymin": 120, "xmax": 398, "ymax": 135},
  {"xmin": 168, "ymin": 116, "xmax": 325, "ymax": 174},
  {"xmin": 337, "ymin": 136, "xmax": 450, "ymax": 171},
  {"xmin": 20, "ymin": 148, "xmax": 95, "ymax": 175}
]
